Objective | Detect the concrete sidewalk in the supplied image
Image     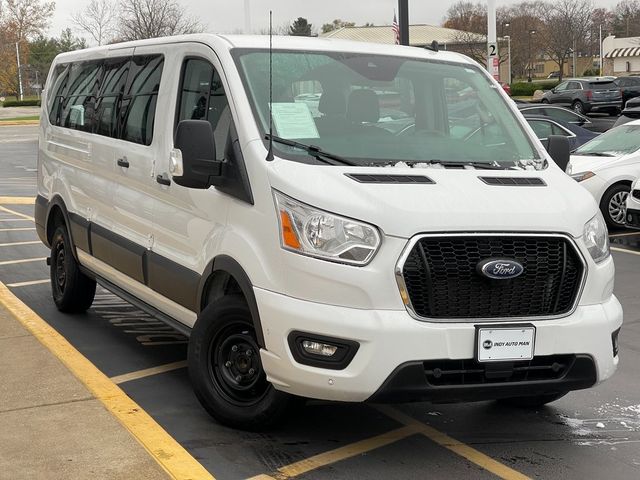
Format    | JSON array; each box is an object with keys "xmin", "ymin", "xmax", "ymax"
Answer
[{"xmin": 0, "ymin": 305, "xmax": 169, "ymax": 480}]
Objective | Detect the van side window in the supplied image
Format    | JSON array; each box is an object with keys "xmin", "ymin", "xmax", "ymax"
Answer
[
  {"xmin": 177, "ymin": 58, "xmax": 230, "ymax": 161},
  {"xmin": 60, "ymin": 61, "xmax": 102, "ymax": 132},
  {"xmin": 121, "ymin": 55, "xmax": 164, "ymax": 145},
  {"xmin": 47, "ymin": 64, "xmax": 69, "ymax": 126},
  {"xmin": 95, "ymin": 58, "xmax": 130, "ymax": 138}
]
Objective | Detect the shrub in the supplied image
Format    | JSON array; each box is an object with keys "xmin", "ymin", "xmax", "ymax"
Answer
[
  {"xmin": 2, "ymin": 99, "xmax": 41, "ymax": 107},
  {"xmin": 510, "ymin": 81, "xmax": 560, "ymax": 97}
]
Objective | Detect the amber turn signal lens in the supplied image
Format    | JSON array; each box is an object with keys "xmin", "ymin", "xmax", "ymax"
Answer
[{"xmin": 280, "ymin": 210, "xmax": 301, "ymax": 249}]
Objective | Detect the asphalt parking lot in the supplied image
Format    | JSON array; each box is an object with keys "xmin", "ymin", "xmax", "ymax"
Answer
[{"xmin": 1, "ymin": 124, "xmax": 640, "ymax": 479}]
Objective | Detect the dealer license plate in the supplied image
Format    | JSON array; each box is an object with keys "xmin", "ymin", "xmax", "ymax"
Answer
[{"xmin": 476, "ymin": 326, "xmax": 535, "ymax": 362}]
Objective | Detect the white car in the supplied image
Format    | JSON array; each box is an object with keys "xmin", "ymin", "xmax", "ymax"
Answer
[
  {"xmin": 624, "ymin": 177, "xmax": 640, "ymax": 228},
  {"xmin": 36, "ymin": 34, "xmax": 621, "ymax": 429},
  {"xmin": 568, "ymin": 119, "xmax": 640, "ymax": 228}
]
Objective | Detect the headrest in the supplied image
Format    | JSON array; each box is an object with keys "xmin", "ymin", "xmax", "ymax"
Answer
[
  {"xmin": 318, "ymin": 90, "xmax": 346, "ymax": 116},
  {"xmin": 347, "ymin": 89, "xmax": 379, "ymax": 123}
]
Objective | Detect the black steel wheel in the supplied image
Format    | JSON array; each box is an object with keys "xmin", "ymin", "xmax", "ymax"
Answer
[
  {"xmin": 50, "ymin": 224, "xmax": 96, "ymax": 313},
  {"xmin": 188, "ymin": 295, "xmax": 300, "ymax": 430}
]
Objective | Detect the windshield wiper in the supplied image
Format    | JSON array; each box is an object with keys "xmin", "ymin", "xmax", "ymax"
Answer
[
  {"xmin": 403, "ymin": 159, "xmax": 510, "ymax": 170},
  {"xmin": 578, "ymin": 152, "xmax": 615, "ymax": 157},
  {"xmin": 265, "ymin": 134, "xmax": 359, "ymax": 166}
]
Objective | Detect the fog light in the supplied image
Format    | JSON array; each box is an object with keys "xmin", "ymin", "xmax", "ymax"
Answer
[
  {"xmin": 612, "ymin": 328, "xmax": 620, "ymax": 357},
  {"xmin": 302, "ymin": 340, "xmax": 338, "ymax": 357},
  {"xmin": 628, "ymin": 214, "xmax": 633, "ymax": 222}
]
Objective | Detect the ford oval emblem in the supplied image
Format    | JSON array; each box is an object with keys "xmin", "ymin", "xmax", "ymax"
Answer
[{"xmin": 477, "ymin": 259, "xmax": 524, "ymax": 280}]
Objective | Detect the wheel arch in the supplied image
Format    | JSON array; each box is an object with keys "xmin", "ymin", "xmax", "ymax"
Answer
[
  {"xmin": 42, "ymin": 196, "xmax": 79, "ymax": 259},
  {"xmin": 197, "ymin": 255, "xmax": 265, "ymax": 347}
]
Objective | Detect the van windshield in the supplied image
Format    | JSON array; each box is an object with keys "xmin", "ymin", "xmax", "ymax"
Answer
[{"xmin": 233, "ymin": 49, "xmax": 541, "ymax": 168}]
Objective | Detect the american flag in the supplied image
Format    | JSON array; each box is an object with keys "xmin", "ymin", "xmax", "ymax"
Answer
[{"xmin": 392, "ymin": 12, "xmax": 400, "ymax": 45}]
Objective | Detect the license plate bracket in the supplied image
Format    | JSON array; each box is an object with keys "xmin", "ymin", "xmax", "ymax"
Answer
[{"xmin": 475, "ymin": 324, "xmax": 535, "ymax": 363}]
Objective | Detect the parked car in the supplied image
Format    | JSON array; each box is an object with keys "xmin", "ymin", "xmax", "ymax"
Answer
[
  {"xmin": 541, "ymin": 78, "xmax": 623, "ymax": 115},
  {"xmin": 517, "ymin": 104, "xmax": 602, "ymax": 132},
  {"xmin": 500, "ymin": 81, "xmax": 511, "ymax": 96},
  {"xmin": 624, "ymin": 176, "xmax": 640, "ymax": 229},
  {"xmin": 36, "ymin": 34, "xmax": 621, "ymax": 428},
  {"xmin": 626, "ymin": 97, "xmax": 640, "ymax": 108},
  {"xmin": 612, "ymin": 105, "xmax": 640, "ymax": 128},
  {"xmin": 567, "ymin": 120, "xmax": 640, "ymax": 227},
  {"xmin": 523, "ymin": 115, "xmax": 598, "ymax": 150},
  {"xmin": 614, "ymin": 76, "xmax": 640, "ymax": 106},
  {"xmin": 547, "ymin": 71, "xmax": 560, "ymax": 79}
]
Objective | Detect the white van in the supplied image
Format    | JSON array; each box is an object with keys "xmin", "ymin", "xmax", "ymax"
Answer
[{"xmin": 36, "ymin": 34, "xmax": 622, "ymax": 429}]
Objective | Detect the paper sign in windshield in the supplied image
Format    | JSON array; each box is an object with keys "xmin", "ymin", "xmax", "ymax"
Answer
[{"xmin": 271, "ymin": 102, "xmax": 319, "ymax": 139}]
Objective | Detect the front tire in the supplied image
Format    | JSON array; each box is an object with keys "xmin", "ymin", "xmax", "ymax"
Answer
[
  {"xmin": 188, "ymin": 295, "xmax": 299, "ymax": 430},
  {"xmin": 498, "ymin": 392, "xmax": 567, "ymax": 407},
  {"xmin": 541, "ymin": 98, "xmax": 550, "ymax": 104},
  {"xmin": 600, "ymin": 183, "xmax": 630, "ymax": 228},
  {"xmin": 50, "ymin": 224, "xmax": 96, "ymax": 313}
]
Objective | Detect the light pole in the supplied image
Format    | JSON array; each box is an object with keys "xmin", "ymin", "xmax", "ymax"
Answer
[
  {"xmin": 528, "ymin": 30, "xmax": 536, "ymax": 83},
  {"xmin": 15, "ymin": 41, "xmax": 24, "ymax": 101},
  {"xmin": 504, "ymin": 35, "xmax": 512, "ymax": 85}
]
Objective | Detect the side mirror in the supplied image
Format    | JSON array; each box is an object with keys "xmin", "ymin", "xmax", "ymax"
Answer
[
  {"xmin": 173, "ymin": 120, "xmax": 221, "ymax": 189},
  {"xmin": 546, "ymin": 135, "xmax": 570, "ymax": 172}
]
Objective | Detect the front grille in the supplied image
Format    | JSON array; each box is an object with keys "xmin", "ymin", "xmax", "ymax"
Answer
[
  {"xmin": 401, "ymin": 235, "xmax": 584, "ymax": 319},
  {"xmin": 423, "ymin": 355, "xmax": 575, "ymax": 386}
]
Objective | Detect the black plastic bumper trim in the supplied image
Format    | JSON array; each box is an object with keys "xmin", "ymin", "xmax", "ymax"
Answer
[{"xmin": 367, "ymin": 354, "xmax": 597, "ymax": 403}]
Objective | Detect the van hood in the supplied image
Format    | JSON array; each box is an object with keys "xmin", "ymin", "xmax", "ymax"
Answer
[{"xmin": 267, "ymin": 161, "xmax": 597, "ymax": 239}]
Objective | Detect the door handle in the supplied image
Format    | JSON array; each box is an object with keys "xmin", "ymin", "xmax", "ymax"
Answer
[
  {"xmin": 156, "ymin": 174, "xmax": 171, "ymax": 186},
  {"xmin": 117, "ymin": 157, "xmax": 129, "ymax": 168}
]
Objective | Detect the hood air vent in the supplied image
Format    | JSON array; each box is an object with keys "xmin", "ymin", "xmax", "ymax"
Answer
[
  {"xmin": 345, "ymin": 174, "xmax": 435, "ymax": 184},
  {"xmin": 480, "ymin": 177, "xmax": 546, "ymax": 186}
]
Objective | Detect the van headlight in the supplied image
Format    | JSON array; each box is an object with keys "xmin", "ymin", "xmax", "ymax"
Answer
[
  {"xmin": 274, "ymin": 191, "xmax": 381, "ymax": 265},
  {"xmin": 584, "ymin": 212, "xmax": 610, "ymax": 263}
]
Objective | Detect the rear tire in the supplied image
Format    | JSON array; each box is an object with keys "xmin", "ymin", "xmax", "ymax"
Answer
[
  {"xmin": 600, "ymin": 183, "xmax": 630, "ymax": 228},
  {"xmin": 50, "ymin": 224, "xmax": 96, "ymax": 313},
  {"xmin": 541, "ymin": 98, "xmax": 550, "ymax": 104},
  {"xmin": 572, "ymin": 100, "xmax": 585, "ymax": 114},
  {"xmin": 188, "ymin": 295, "xmax": 300, "ymax": 430},
  {"xmin": 498, "ymin": 392, "xmax": 567, "ymax": 407}
]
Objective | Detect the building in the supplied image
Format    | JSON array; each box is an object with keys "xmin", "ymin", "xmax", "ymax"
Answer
[{"xmin": 603, "ymin": 35, "xmax": 640, "ymax": 76}]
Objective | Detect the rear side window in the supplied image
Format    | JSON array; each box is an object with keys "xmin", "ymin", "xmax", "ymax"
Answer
[
  {"xmin": 121, "ymin": 55, "xmax": 164, "ymax": 145},
  {"xmin": 95, "ymin": 58, "xmax": 130, "ymax": 138},
  {"xmin": 60, "ymin": 61, "xmax": 102, "ymax": 131},
  {"xmin": 528, "ymin": 119, "xmax": 553, "ymax": 139},
  {"xmin": 47, "ymin": 64, "xmax": 69, "ymax": 126},
  {"xmin": 177, "ymin": 58, "xmax": 230, "ymax": 160}
]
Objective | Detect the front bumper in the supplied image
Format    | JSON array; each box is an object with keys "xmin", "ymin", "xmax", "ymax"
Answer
[
  {"xmin": 626, "ymin": 208, "xmax": 640, "ymax": 229},
  {"xmin": 256, "ymin": 288, "xmax": 622, "ymax": 402}
]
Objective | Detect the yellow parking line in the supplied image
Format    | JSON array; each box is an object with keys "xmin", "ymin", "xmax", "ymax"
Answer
[
  {"xmin": 7, "ymin": 279, "xmax": 49, "ymax": 288},
  {"xmin": 0, "ymin": 257, "xmax": 46, "ymax": 266},
  {"xmin": 611, "ymin": 246, "xmax": 640, "ymax": 256},
  {"xmin": 0, "ymin": 281, "xmax": 214, "ymax": 480},
  {"xmin": 110, "ymin": 360, "xmax": 188, "ymax": 385},
  {"xmin": 0, "ymin": 196, "xmax": 35, "ymax": 204},
  {"xmin": 0, "ymin": 227, "xmax": 35, "ymax": 232},
  {"xmin": 0, "ymin": 204, "xmax": 35, "ymax": 221},
  {"xmin": 0, "ymin": 240, "xmax": 41, "ymax": 247},
  {"xmin": 609, "ymin": 231, "xmax": 640, "ymax": 237},
  {"xmin": 375, "ymin": 406, "xmax": 531, "ymax": 480},
  {"xmin": 249, "ymin": 425, "xmax": 417, "ymax": 480},
  {"xmin": 0, "ymin": 218, "xmax": 32, "ymax": 222}
]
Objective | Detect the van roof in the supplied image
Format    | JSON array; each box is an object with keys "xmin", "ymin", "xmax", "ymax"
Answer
[{"xmin": 53, "ymin": 33, "xmax": 474, "ymax": 66}]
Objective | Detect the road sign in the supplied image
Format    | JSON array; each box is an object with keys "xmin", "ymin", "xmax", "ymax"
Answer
[{"xmin": 488, "ymin": 42, "xmax": 498, "ymax": 58}]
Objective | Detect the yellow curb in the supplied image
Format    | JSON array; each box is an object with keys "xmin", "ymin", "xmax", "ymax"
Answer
[{"xmin": 0, "ymin": 281, "xmax": 214, "ymax": 480}]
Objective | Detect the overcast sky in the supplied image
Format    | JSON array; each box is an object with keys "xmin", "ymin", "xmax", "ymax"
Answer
[{"xmin": 49, "ymin": 0, "xmax": 621, "ymax": 41}]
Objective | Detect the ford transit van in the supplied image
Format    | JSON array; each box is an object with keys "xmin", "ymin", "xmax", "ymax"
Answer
[{"xmin": 36, "ymin": 35, "xmax": 622, "ymax": 429}]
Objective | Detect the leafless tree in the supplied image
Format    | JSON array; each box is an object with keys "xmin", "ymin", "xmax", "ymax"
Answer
[
  {"xmin": 116, "ymin": 0, "xmax": 205, "ymax": 41},
  {"xmin": 538, "ymin": 0, "xmax": 593, "ymax": 81},
  {"xmin": 71, "ymin": 0, "xmax": 118, "ymax": 46},
  {"xmin": 2, "ymin": 0, "xmax": 55, "ymax": 40}
]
